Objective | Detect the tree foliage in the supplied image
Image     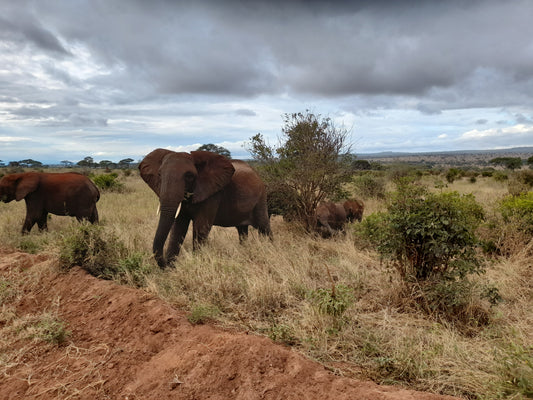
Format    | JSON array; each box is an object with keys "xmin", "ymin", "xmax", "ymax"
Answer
[
  {"xmin": 489, "ymin": 157, "xmax": 522, "ymax": 170},
  {"xmin": 248, "ymin": 111, "xmax": 351, "ymax": 229},
  {"xmin": 77, "ymin": 156, "xmax": 96, "ymax": 168},
  {"xmin": 196, "ymin": 144, "xmax": 231, "ymax": 158}
]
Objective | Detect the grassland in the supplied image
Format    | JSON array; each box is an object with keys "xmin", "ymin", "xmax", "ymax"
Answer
[{"xmin": 0, "ymin": 166, "xmax": 532, "ymax": 399}]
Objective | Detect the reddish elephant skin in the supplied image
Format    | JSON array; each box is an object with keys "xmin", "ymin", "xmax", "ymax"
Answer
[
  {"xmin": 315, "ymin": 201, "xmax": 347, "ymax": 238},
  {"xmin": 0, "ymin": 172, "xmax": 100, "ymax": 233},
  {"xmin": 343, "ymin": 199, "xmax": 364, "ymax": 222},
  {"xmin": 139, "ymin": 148, "xmax": 273, "ymax": 268}
]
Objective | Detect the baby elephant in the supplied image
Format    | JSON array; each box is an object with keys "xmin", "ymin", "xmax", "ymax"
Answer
[
  {"xmin": 315, "ymin": 198, "xmax": 365, "ymax": 238},
  {"xmin": 0, "ymin": 172, "xmax": 100, "ymax": 233},
  {"xmin": 315, "ymin": 201, "xmax": 347, "ymax": 238}
]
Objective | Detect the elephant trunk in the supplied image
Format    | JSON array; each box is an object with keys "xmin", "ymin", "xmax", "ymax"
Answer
[{"xmin": 153, "ymin": 187, "xmax": 185, "ymax": 268}]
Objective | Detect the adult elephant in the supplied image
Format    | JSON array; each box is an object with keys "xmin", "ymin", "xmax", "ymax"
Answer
[
  {"xmin": 139, "ymin": 148, "xmax": 272, "ymax": 268},
  {"xmin": 0, "ymin": 172, "xmax": 100, "ymax": 233},
  {"xmin": 343, "ymin": 199, "xmax": 364, "ymax": 222},
  {"xmin": 315, "ymin": 201, "xmax": 347, "ymax": 238}
]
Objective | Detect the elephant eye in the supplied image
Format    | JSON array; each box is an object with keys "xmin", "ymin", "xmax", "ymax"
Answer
[{"xmin": 184, "ymin": 172, "xmax": 196, "ymax": 184}]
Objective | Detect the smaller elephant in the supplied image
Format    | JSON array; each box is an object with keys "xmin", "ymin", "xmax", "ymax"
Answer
[
  {"xmin": 343, "ymin": 199, "xmax": 364, "ymax": 222},
  {"xmin": 315, "ymin": 201, "xmax": 347, "ymax": 238},
  {"xmin": 0, "ymin": 172, "xmax": 100, "ymax": 233}
]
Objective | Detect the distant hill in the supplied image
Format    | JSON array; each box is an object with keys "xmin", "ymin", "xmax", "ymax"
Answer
[{"xmin": 356, "ymin": 147, "xmax": 533, "ymax": 166}]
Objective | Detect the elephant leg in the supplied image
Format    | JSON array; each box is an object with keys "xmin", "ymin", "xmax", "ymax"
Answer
[
  {"xmin": 22, "ymin": 215, "xmax": 36, "ymax": 234},
  {"xmin": 192, "ymin": 198, "xmax": 219, "ymax": 250},
  {"xmin": 237, "ymin": 225, "xmax": 249, "ymax": 243},
  {"xmin": 166, "ymin": 212, "xmax": 191, "ymax": 266},
  {"xmin": 37, "ymin": 212, "xmax": 48, "ymax": 231},
  {"xmin": 89, "ymin": 207, "xmax": 99, "ymax": 224},
  {"xmin": 192, "ymin": 222, "xmax": 213, "ymax": 250},
  {"xmin": 22, "ymin": 202, "xmax": 40, "ymax": 234},
  {"xmin": 252, "ymin": 202, "xmax": 273, "ymax": 240}
]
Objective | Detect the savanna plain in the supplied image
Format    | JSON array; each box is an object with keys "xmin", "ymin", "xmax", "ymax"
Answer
[{"xmin": 0, "ymin": 163, "xmax": 532, "ymax": 400}]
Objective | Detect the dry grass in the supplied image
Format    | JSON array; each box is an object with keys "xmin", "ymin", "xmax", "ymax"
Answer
[{"xmin": 1, "ymin": 168, "xmax": 532, "ymax": 399}]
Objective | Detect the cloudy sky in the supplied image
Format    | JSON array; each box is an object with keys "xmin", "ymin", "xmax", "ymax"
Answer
[{"xmin": 1, "ymin": 0, "xmax": 533, "ymax": 164}]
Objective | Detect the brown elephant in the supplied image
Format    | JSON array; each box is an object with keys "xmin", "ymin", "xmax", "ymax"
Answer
[
  {"xmin": 0, "ymin": 172, "xmax": 100, "ymax": 233},
  {"xmin": 343, "ymin": 199, "xmax": 364, "ymax": 222},
  {"xmin": 315, "ymin": 201, "xmax": 347, "ymax": 238},
  {"xmin": 139, "ymin": 148, "xmax": 272, "ymax": 268}
]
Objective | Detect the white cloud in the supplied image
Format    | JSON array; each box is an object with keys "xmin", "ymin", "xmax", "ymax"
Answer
[{"xmin": 461, "ymin": 124, "xmax": 533, "ymax": 140}]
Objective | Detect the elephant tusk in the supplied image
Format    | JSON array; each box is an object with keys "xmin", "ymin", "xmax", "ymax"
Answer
[{"xmin": 156, "ymin": 203, "xmax": 181, "ymax": 217}]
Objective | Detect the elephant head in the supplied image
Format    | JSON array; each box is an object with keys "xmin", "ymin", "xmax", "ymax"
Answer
[
  {"xmin": 139, "ymin": 148, "xmax": 235, "ymax": 267},
  {"xmin": 0, "ymin": 173, "xmax": 40, "ymax": 203},
  {"xmin": 343, "ymin": 199, "xmax": 364, "ymax": 222}
]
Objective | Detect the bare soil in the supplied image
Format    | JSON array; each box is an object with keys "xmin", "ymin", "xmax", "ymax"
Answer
[{"xmin": 0, "ymin": 249, "xmax": 459, "ymax": 400}]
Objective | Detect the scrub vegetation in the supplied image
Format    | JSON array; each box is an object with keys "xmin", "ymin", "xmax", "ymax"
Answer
[{"xmin": 1, "ymin": 157, "xmax": 532, "ymax": 399}]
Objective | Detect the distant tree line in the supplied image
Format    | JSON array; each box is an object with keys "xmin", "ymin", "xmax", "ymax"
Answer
[{"xmin": 1, "ymin": 145, "xmax": 234, "ymax": 170}]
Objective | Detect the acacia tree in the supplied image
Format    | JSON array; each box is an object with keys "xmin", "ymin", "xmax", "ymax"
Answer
[
  {"xmin": 489, "ymin": 157, "xmax": 522, "ymax": 170},
  {"xmin": 248, "ymin": 111, "xmax": 351, "ymax": 229},
  {"xmin": 196, "ymin": 143, "xmax": 231, "ymax": 158}
]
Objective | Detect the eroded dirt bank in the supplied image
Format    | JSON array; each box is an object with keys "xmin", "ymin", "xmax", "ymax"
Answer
[{"xmin": 0, "ymin": 250, "xmax": 459, "ymax": 400}]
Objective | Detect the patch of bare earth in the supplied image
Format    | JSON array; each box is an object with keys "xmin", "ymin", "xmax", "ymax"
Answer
[{"xmin": 0, "ymin": 249, "xmax": 458, "ymax": 400}]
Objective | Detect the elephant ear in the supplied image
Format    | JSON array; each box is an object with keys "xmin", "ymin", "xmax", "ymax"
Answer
[
  {"xmin": 15, "ymin": 173, "xmax": 40, "ymax": 201},
  {"xmin": 139, "ymin": 148, "xmax": 174, "ymax": 196},
  {"xmin": 190, "ymin": 151, "xmax": 235, "ymax": 203}
]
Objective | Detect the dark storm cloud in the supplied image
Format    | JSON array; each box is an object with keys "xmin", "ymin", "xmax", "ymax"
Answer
[
  {"xmin": 3, "ymin": 0, "xmax": 533, "ymax": 105},
  {"xmin": 0, "ymin": 7, "xmax": 69, "ymax": 55}
]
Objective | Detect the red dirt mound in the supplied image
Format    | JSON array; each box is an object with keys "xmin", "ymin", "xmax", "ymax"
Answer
[{"xmin": 0, "ymin": 250, "xmax": 459, "ymax": 400}]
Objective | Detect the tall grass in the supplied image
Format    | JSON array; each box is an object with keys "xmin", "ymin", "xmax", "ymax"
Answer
[{"xmin": 0, "ymin": 168, "xmax": 531, "ymax": 399}]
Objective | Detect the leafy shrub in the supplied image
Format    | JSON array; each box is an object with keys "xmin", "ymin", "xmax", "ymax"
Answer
[
  {"xmin": 17, "ymin": 237, "xmax": 43, "ymax": 254},
  {"xmin": 497, "ymin": 341, "xmax": 533, "ymax": 398},
  {"xmin": 268, "ymin": 322, "xmax": 298, "ymax": 345},
  {"xmin": 59, "ymin": 224, "xmax": 127, "ymax": 278},
  {"xmin": 361, "ymin": 182, "xmax": 485, "ymax": 281},
  {"xmin": 34, "ymin": 314, "xmax": 70, "ymax": 344},
  {"xmin": 352, "ymin": 173, "xmax": 387, "ymax": 199},
  {"xmin": 500, "ymin": 192, "xmax": 533, "ymax": 233},
  {"xmin": 308, "ymin": 284, "xmax": 354, "ymax": 317},
  {"xmin": 481, "ymin": 168, "xmax": 495, "ymax": 177},
  {"xmin": 445, "ymin": 167, "xmax": 463, "ymax": 183},
  {"xmin": 91, "ymin": 173, "xmax": 124, "ymax": 192},
  {"xmin": 266, "ymin": 182, "xmax": 300, "ymax": 219},
  {"xmin": 492, "ymin": 171, "xmax": 509, "ymax": 182},
  {"xmin": 359, "ymin": 182, "xmax": 495, "ymax": 326},
  {"xmin": 516, "ymin": 170, "xmax": 533, "ymax": 187},
  {"xmin": 508, "ymin": 170, "xmax": 533, "ymax": 196},
  {"xmin": 116, "ymin": 252, "xmax": 153, "ymax": 287}
]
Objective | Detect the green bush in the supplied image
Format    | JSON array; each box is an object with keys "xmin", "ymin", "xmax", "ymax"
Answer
[
  {"xmin": 493, "ymin": 171, "xmax": 509, "ymax": 182},
  {"xmin": 359, "ymin": 183, "xmax": 494, "ymax": 326},
  {"xmin": 34, "ymin": 315, "xmax": 70, "ymax": 344},
  {"xmin": 308, "ymin": 284, "xmax": 354, "ymax": 317},
  {"xmin": 497, "ymin": 341, "xmax": 533, "ymax": 398},
  {"xmin": 352, "ymin": 173, "xmax": 387, "ymax": 199},
  {"xmin": 116, "ymin": 252, "xmax": 153, "ymax": 287},
  {"xmin": 500, "ymin": 192, "xmax": 533, "ymax": 233},
  {"xmin": 360, "ymin": 182, "xmax": 485, "ymax": 281},
  {"xmin": 445, "ymin": 167, "xmax": 463, "ymax": 183},
  {"xmin": 91, "ymin": 173, "xmax": 124, "ymax": 192},
  {"xmin": 59, "ymin": 224, "xmax": 127, "ymax": 279}
]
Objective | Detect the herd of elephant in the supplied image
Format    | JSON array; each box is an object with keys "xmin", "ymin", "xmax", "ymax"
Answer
[{"xmin": 0, "ymin": 149, "xmax": 363, "ymax": 268}]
